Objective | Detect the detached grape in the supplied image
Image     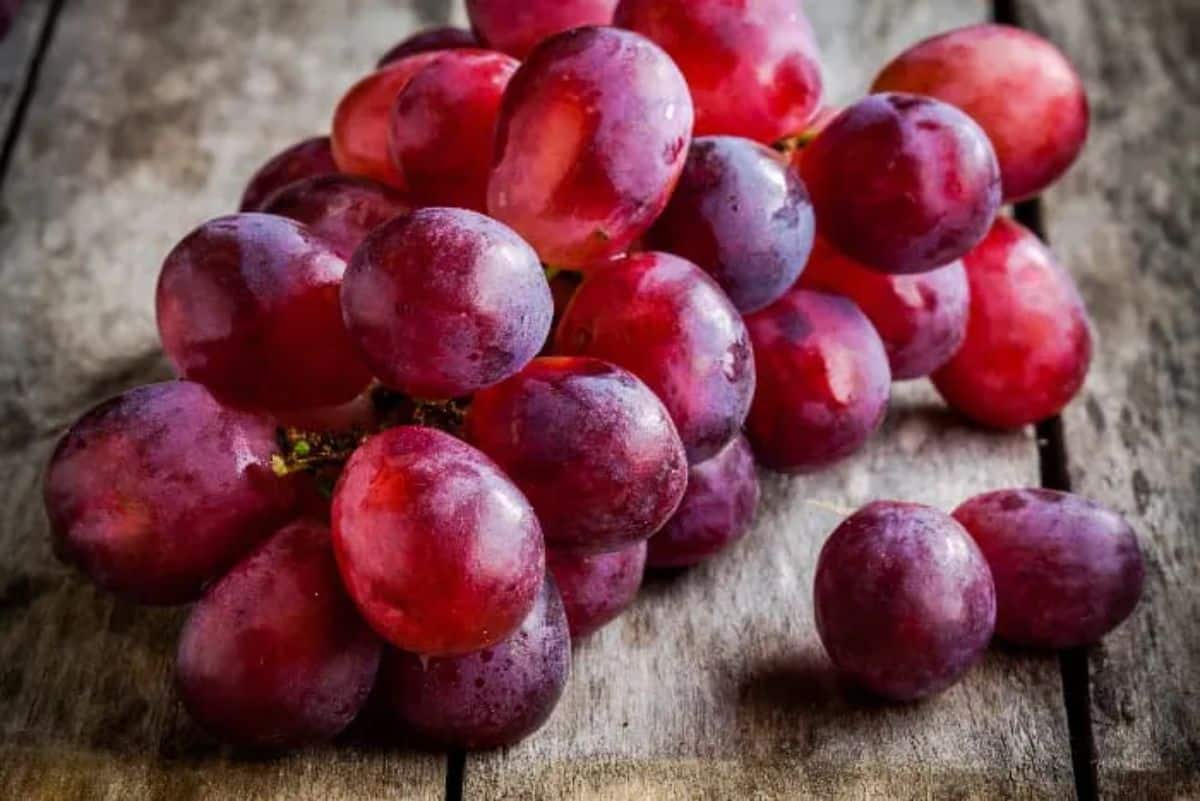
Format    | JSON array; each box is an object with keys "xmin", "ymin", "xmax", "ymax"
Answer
[
  {"xmin": 261, "ymin": 174, "xmax": 410, "ymax": 259},
  {"xmin": 467, "ymin": 0, "xmax": 618, "ymax": 58},
  {"xmin": 43, "ymin": 381, "xmax": 296, "ymax": 605},
  {"xmin": 548, "ymin": 543, "xmax": 646, "ymax": 639},
  {"xmin": 378, "ymin": 27, "xmax": 478, "ymax": 68},
  {"xmin": 814, "ymin": 501, "xmax": 997, "ymax": 701},
  {"xmin": 954, "ymin": 489, "xmax": 1144, "ymax": 649},
  {"xmin": 239, "ymin": 136, "xmax": 338, "ymax": 212},
  {"xmin": 176, "ymin": 520, "xmax": 381, "ymax": 749}
]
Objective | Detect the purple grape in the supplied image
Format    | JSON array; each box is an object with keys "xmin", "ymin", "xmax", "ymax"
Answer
[
  {"xmin": 260, "ymin": 174, "xmax": 411, "ymax": 260},
  {"xmin": 377, "ymin": 26, "xmax": 479, "ymax": 68},
  {"xmin": 547, "ymin": 542, "xmax": 646, "ymax": 639},
  {"xmin": 239, "ymin": 136, "xmax": 339, "ymax": 212}
]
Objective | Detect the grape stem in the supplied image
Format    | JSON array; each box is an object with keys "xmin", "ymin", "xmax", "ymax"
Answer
[{"xmin": 772, "ymin": 130, "xmax": 820, "ymax": 157}]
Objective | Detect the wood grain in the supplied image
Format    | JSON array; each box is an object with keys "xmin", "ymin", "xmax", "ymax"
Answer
[{"xmin": 1015, "ymin": 1, "xmax": 1200, "ymax": 798}]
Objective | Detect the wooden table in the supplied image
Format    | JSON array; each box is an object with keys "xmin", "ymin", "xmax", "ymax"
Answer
[{"xmin": 0, "ymin": 1, "xmax": 1195, "ymax": 799}]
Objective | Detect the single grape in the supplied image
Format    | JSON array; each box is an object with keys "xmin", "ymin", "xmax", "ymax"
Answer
[
  {"xmin": 646, "ymin": 434, "xmax": 759, "ymax": 568},
  {"xmin": 555, "ymin": 251, "xmax": 755, "ymax": 464},
  {"xmin": 798, "ymin": 237, "xmax": 968, "ymax": 380},
  {"xmin": 488, "ymin": 27, "xmax": 693, "ymax": 268},
  {"xmin": 260, "ymin": 174, "xmax": 411, "ymax": 260},
  {"xmin": 797, "ymin": 93, "xmax": 1001, "ymax": 275},
  {"xmin": 873, "ymin": 24, "xmax": 1089, "ymax": 202},
  {"xmin": 176, "ymin": 520, "xmax": 382, "ymax": 749},
  {"xmin": 466, "ymin": 357, "xmax": 688, "ymax": 553},
  {"xmin": 389, "ymin": 50, "xmax": 519, "ymax": 212},
  {"xmin": 378, "ymin": 26, "xmax": 478, "ymax": 67},
  {"xmin": 647, "ymin": 136, "xmax": 814, "ymax": 313},
  {"xmin": 814, "ymin": 501, "xmax": 997, "ymax": 701},
  {"xmin": 547, "ymin": 543, "xmax": 645, "ymax": 640},
  {"xmin": 239, "ymin": 136, "xmax": 339, "ymax": 212},
  {"xmin": 156, "ymin": 213, "xmax": 373, "ymax": 411},
  {"xmin": 744, "ymin": 288, "xmax": 891, "ymax": 473},
  {"xmin": 272, "ymin": 393, "xmax": 381, "ymax": 432},
  {"xmin": 332, "ymin": 426, "xmax": 545, "ymax": 656},
  {"xmin": 43, "ymin": 381, "xmax": 296, "ymax": 605},
  {"xmin": 466, "ymin": 0, "xmax": 618, "ymax": 58},
  {"xmin": 342, "ymin": 207, "xmax": 552, "ymax": 399},
  {"xmin": 381, "ymin": 577, "xmax": 569, "ymax": 750},
  {"xmin": 953, "ymin": 489, "xmax": 1144, "ymax": 649},
  {"xmin": 331, "ymin": 53, "xmax": 444, "ymax": 189},
  {"xmin": 614, "ymin": 0, "xmax": 823, "ymax": 143},
  {"xmin": 932, "ymin": 216, "xmax": 1092, "ymax": 428}
]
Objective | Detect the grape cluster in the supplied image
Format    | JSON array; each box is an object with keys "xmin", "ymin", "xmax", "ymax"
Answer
[{"xmin": 44, "ymin": 2, "xmax": 1145, "ymax": 750}]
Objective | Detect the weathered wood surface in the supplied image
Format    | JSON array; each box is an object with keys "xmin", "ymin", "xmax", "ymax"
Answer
[
  {"xmin": 465, "ymin": 2, "xmax": 1078, "ymax": 798},
  {"xmin": 0, "ymin": 0, "xmax": 53, "ymax": 151},
  {"xmin": 1016, "ymin": 0, "xmax": 1200, "ymax": 798}
]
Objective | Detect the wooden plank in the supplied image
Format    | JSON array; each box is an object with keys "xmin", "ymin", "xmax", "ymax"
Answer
[
  {"xmin": 0, "ymin": 0, "xmax": 54, "ymax": 150},
  {"xmin": 0, "ymin": 1, "xmax": 463, "ymax": 798},
  {"xmin": 1014, "ymin": 1, "xmax": 1200, "ymax": 798},
  {"xmin": 466, "ymin": 3, "xmax": 1077, "ymax": 798}
]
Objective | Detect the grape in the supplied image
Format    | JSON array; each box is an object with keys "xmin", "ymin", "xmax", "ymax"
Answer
[
  {"xmin": 953, "ymin": 489, "xmax": 1144, "ymax": 649},
  {"xmin": 744, "ymin": 288, "xmax": 891, "ymax": 473},
  {"xmin": 814, "ymin": 501, "xmax": 996, "ymax": 701},
  {"xmin": 797, "ymin": 93, "xmax": 1001, "ymax": 275},
  {"xmin": 646, "ymin": 434, "xmax": 759, "ymax": 568},
  {"xmin": 341, "ymin": 207, "xmax": 552, "ymax": 399},
  {"xmin": 331, "ymin": 426, "xmax": 545, "ymax": 656},
  {"xmin": 614, "ymin": 0, "xmax": 822, "ymax": 144},
  {"xmin": 647, "ymin": 135, "xmax": 814, "ymax": 313},
  {"xmin": 932, "ymin": 216, "xmax": 1092, "ymax": 428},
  {"xmin": 465, "ymin": 357, "xmax": 688, "ymax": 553},
  {"xmin": 547, "ymin": 543, "xmax": 645, "ymax": 639},
  {"xmin": 176, "ymin": 520, "xmax": 381, "ymax": 749},
  {"xmin": 272, "ymin": 393, "xmax": 380, "ymax": 432},
  {"xmin": 43, "ymin": 381, "xmax": 296, "ymax": 605},
  {"xmin": 873, "ymin": 24, "xmax": 1089, "ymax": 202},
  {"xmin": 555, "ymin": 252, "xmax": 755, "ymax": 464},
  {"xmin": 798, "ymin": 237, "xmax": 969, "ymax": 380},
  {"xmin": 378, "ymin": 26, "xmax": 478, "ymax": 68},
  {"xmin": 156, "ymin": 213, "xmax": 373, "ymax": 411},
  {"xmin": 260, "ymin": 174, "xmax": 411, "ymax": 260},
  {"xmin": 488, "ymin": 27, "xmax": 694, "ymax": 268},
  {"xmin": 466, "ymin": 0, "xmax": 618, "ymax": 58},
  {"xmin": 239, "ymin": 136, "xmax": 339, "ymax": 212},
  {"xmin": 331, "ymin": 53, "xmax": 444, "ymax": 189},
  {"xmin": 380, "ymin": 577, "xmax": 569, "ymax": 750},
  {"xmin": 389, "ymin": 50, "xmax": 519, "ymax": 212}
]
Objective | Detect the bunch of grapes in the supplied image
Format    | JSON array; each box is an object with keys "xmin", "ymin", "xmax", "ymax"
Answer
[{"xmin": 43, "ymin": 0, "xmax": 1146, "ymax": 750}]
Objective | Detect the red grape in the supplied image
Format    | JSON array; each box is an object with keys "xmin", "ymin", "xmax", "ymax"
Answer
[
  {"xmin": 331, "ymin": 53, "xmax": 443, "ymax": 189},
  {"xmin": 932, "ymin": 216, "xmax": 1092, "ymax": 428},
  {"xmin": 614, "ymin": 0, "xmax": 823, "ymax": 143},
  {"xmin": 953, "ymin": 489, "xmax": 1144, "ymax": 649},
  {"xmin": 260, "ymin": 174, "xmax": 411, "ymax": 260},
  {"xmin": 381, "ymin": 577, "xmax": 569, "ymax": 750},
  {"xmin": 814, "ymin": 501, "xmax": 996, "ymax": 701},
  {"xmin": 646, "ymin": 434, "xmax": 759, "ymax": 568},
  {"xmin": 389, "ymin": 50, "xmax": 519, "ymax": 212},
  {"xmin": 466, "ymin": 0, "xmax": 618, "ymax": 58},
  {"xmin": 466, "ymin": 357, "xmax": 688, "ymax": 553},
  {"xmin": 156, "ymin": 213, "xmax": 373, "ymax": 411},
  {"xmin": 797, "ymin": 93, "xmax": 1001, "ymax": 275},
  {"xmin": 378, "ymin": 27, "xmax": 478, "ymax": 68},
  {"xmin": 873, "ymin": 24, "xmax": 1089, "ymax": 202},
  {"xmin": 341, "ymin": 207, "xmax": 552, "ymax": 399},
  {"xmin": 547, "ymin": 543, "xmax": 646, "ymax": 639},
  {"xmin": 798, "ymin": 237, "xmax": 969, "ymax": 380},
  {"xmin": 555, "ymin": 252, "xmax": 755, "ymax": 464},
  {"xmin": 43, "ymin": 381, "xmax": 296, "ymax": 605},
  {"xmin": 239, "ymin": 136, "xmax": 339, "ymax": 212},
  {"xmin": 744, "ymin": 288, "xmax": 891, "ymax": 473},
  {"xmin": 332, "ymin": 426, "xmax": 545, "ymax": 656},
  {"xmin": 488, "ymin": 27, "xmax": 693, "ymax": 268},
  {"xmin": 176, "ymin": 520, "xmax": 381, "ymax": 749},
  {"xmin": 647, "ymin": 135, "xmax": 814, "ymax": 313}
]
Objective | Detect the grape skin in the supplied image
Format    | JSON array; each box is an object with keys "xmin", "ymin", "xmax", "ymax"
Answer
[
  {"xmin": 239, "ymin": 136, "xmax": 339, "ymax": 212},
  {"xmin": 555, "ymin": 251, "xmax": 756, "ymax": 464},
  {"xmin": 176, "ymin": 520, "xmax": 382, "ymax": 749},
  {"xmin": 547, "ymin": 542, "xmax": 646, "ymax": 639},
  {"xmin": 342, "ymin": 207, "xmax": 553, "ymax": 400},
  {"xmin": 466, "ymin": 357, "xmax": 688, "ymax": 553},
  {"xmin": 378, "ymin": 27, "xmax": 478, "ymax": 68},
  {"xmin": 466, "ymin": 0, "xmax": 618, "ymax": 58},
  {"xmin": 648, "ymin": 135, "xmax": 815, "ymax": 314},
  {"xmin": 260, "ymin": 174, "xmax": 411, "ymax": 260},
  {"xmin": 43, "ymin": 381, "xmax": 296, "ymax": 605},
  {"xmin": 814, "ymin": 501, "xmax": 997, "ymax": 701},
  {"xmin": 953, "ymin": 489, "xmax": 1144, "ymax": 649},
  {"xmin": 332, "ymin": 426, "xmax": 546, "ymax": 656}
]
